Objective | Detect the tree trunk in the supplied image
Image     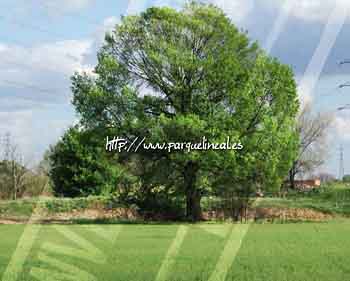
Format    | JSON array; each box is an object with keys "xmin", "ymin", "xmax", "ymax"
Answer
[
  {"xmin": 289, "ymin": 161, "xmax": 298, "ymax": 190},
  {"xmin": 289, "ymin": 169, "xmax": 295, "ymax": 190},
  {"xmin": 184, "ymin": 161, "xmax": 201, "ymax": 222}
]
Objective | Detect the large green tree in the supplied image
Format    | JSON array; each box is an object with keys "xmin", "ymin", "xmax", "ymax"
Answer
[{"xmin": 71, "ymin": 3, "xmax": 299, "ymax": 221}]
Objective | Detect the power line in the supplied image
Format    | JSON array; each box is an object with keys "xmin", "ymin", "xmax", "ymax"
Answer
[
  {"xmin": 339, "ymin": 82, "xmax": 350, "ymax": 89},
  {"xmin": 337, "ymin": 104, "xmax": 350, "ymax": 111},
  {"xmin": 339, "ymin": 60, "xmax": 350, "ymax": 66}
]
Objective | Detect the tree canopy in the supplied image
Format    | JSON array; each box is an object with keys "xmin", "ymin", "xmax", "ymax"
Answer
[{"xmin": 70, "ymin": 2, "xmax": 299, "ymax": 221}]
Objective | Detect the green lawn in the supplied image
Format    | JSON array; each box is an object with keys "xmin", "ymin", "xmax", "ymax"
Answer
[
  {"xmin": 0, "ymin": 225, "xmax": 25, "ymax": 276},
  {"xmin": 1, "ymin": 221, "xmax": 350, "ymax": 281}
]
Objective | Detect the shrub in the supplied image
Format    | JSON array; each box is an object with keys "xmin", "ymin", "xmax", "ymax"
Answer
[
  {"xmin": 343, "ymin": 175, "xmax": 350, "ymax": 183},
  {"xmin": 49, "ymin": 127, "xmax": 126, "ymax": 197},
  {"xmin": 40, "ymin": 196, "xmax": 123, "ymax": 214}
]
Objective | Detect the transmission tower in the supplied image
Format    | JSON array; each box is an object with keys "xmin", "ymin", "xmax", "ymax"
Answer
[{"xmin": 339, "ymin": 145, "xmax": 345, "ymax": 180}]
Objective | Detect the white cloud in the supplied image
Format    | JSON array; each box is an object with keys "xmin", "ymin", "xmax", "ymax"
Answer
[
  {"xmin": 126, "ymin": 0, "xmax": 148, "ymax": 15},
  {"xmin": 42, "ymin": 0, "xmax": 94, "ymax": 15},
  {"xmin": 0, "ymin": 39, "xmax": 92, "ymax": 92},
  {"xmin": 210, "ymin": 0, "xmax": 254, "ymax": 22},
  {"xmin": 0, "ymin": 108, "xmax": 77, "ymax": 164},
  {"xmin": 0, "ymin": 110, "xmax": 34, "ymax": 161},
  {"xmin": 335, "ymin": 114, "xmax": 350, "ymax": 140},
  {"xmin": 295, "ymin": 74, "xmax": 314, "ymax": 107},
  {"xmin": 0, "ymin": 111, "xmax": 33, "ymax": 135},
  {"xmin": 0, "ymin": 44, "xmax": 7, "ymax": 52},
  {"xmin": 140, "ymin": 0, "xmax": 254, "ymax": 22},
  {"xmin": 30, "ymin": 40, "xmax": 92, "ymax": 74},
  {"xmin": 0, "ymin": 14, "xmax": 122, "ymax": 98},
  {"xmin": 94, "ymin": 17, "xmax": 119, "ymax": 45},
  {"xmin": 0, "ymin": 38, "xmax": 94, "ymax": 162},
  {"xmin": 0, "ymin": 14, "xmax": 120, "ymax": 162},
  {"xmin": 0, "ymin": 40, "xmax": 91, "ymax": 71},
  {"xmin": 27, "ymin": 40, "xmax": 91, "ymax": 75},
  {"xmin": 298, "ymin": 88, "xmax": 314, "ymax": 107},
  {"xmin": 83, "ymin": 16, "xmax": 119, "ymax": 66},
  {"xmin": 271, "ymin": 0, "xmax": 350, "ymax": 23}
]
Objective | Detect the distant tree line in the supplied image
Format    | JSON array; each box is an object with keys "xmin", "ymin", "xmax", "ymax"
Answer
[{"xmin": 0, "ymin": 133, "xmax": 50, "ymax": 200}]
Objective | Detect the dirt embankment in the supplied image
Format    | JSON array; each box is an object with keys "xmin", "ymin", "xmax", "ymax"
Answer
[
  {"xmin": 41, "ymin": 207, "xmax": 139, "ymax": 222},
  {"xmin": 253, "ymin": 207, "xmax": 332, "ymax": 221},
  {"xmin": 203, "ymin": 207, "xmax": 333, "ymax": 222},
  {"xmin": 0, "ymin": 207, "xmax": 139, "ymax": 224},
  {"xmin": 0, "ymin": 206, "xmax": 333, "ymax": 224}
]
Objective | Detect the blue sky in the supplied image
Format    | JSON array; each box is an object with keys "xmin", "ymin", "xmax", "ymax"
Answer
[{"xmin": 1, "ymin": 0, "xmax": 350, "ymax": 177}]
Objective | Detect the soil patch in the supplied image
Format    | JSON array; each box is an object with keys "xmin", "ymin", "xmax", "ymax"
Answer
[
  {"xmin": 0, "ymin": 207, "xmax": 333, "ymax": 224},
  {"xmin": 203, "ymin": 207, "xmax": 333, "ymax": 222}
]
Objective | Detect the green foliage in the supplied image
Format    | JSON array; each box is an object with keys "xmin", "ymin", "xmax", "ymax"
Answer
[
  {"xmin": 40, "ymin": 196, "xmax": 122, "ymax": 214},
  {"xmin": 70, "ymin": 3, "xmax": 299, "ymax": 220},
  {"xmin": 0, "ymin": 199, "xmax": 34, "ymax": 219},
  {"xmin": 259, "ymin": 184, "xmax": 350, "ymax": 216},
  {"xmin": 49, "ymin": 126, "xmax": 131, "ymax": 197},
  {"xmin": 343, "ymin": 175, "xmax": 350, "ymax": 183},
  {"xmin": 0, "ymin": 196, "xmax": 124, "ymax": 219},
  {"xmin": 130, "ymin": 185, "xmax": 186, "ymax": 220}
]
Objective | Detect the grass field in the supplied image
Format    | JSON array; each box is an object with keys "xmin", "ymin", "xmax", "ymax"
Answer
[{"xmin": 1, "ymin": 221, "xmax": 350, "ymax": 281}]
